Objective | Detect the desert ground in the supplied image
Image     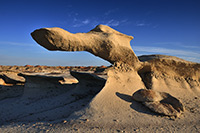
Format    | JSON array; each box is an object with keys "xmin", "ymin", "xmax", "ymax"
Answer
[
  {"xmin": 0, "ymin": 25, "xmax": 200, "ymax": 132},
  {"xmin": 0, "ymin": 55, "xmax": 199, "ymax": 133}
]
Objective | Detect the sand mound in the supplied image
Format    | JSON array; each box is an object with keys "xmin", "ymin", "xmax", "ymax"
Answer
[{"xmin": 138, "ymin": 54, "xmax": 190, "ymax": 62}]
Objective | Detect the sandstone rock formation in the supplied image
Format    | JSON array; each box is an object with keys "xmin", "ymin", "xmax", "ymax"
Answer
[
  {"xmin": 132, "ymin": 89, "xmax": 184, "ymax": 117},
  {"xmin": 30, "ymin": 25, "xmax": 200, "ymax": 119},
  {"xmin": 0, "ymin": 72, "xmax": 24, "ymax": 100},
  {"xmin": 18, "ymin": 73, "xmax": 64, "ymax": 88},
  {"xmin": 0, "ymin": 71, "xmax": 25, "ymax": 85},
  {"xmin": 31, "ymin": 24, "xmax": 141, "ymax": 69},
  {"xmin": 0, "ymin": 78, "xmax": 5, "ymax": 85}
]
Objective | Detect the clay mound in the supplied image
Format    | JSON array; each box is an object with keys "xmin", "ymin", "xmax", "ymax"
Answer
[
  {"xmin": 138, "ymin": 56, "xmax": 200, "ymax": 95},
  {"xmin": 138, "ymin": 54, "xmax": 190, "ymax": 63}
]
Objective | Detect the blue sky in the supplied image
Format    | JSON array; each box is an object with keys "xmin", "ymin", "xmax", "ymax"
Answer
[{"xmin": 0, "ymin": 0, "xmax": 200, "ymax": 66}]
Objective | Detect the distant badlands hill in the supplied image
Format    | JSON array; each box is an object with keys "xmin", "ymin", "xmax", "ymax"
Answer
[
  {"xmin": 0, "ymin": 54, "xmax": 197, "ymax": 72},
  {"xmin": 0, "ymin": 64, "xmax": 108, "ymax": 73}
]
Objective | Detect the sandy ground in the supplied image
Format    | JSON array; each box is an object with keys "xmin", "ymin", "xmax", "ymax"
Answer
[{"xmin": 0, "ymin": 56, "xmax": 200, "ymax": 133}]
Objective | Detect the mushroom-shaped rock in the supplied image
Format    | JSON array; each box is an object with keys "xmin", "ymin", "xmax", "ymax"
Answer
[
  {"xmin": 0, "ymin": 76, "xmax": 24, "ymax": 100},
  {"xmin": 0, "ymin": 72, "xmax": 25, "ymax": 84},
  {"xmin": 18, "ymin": 73, "xmax": 65, "ymax": 99},
  {"xmin": 132, "ymin": 89, "xmax": 184, "ymax": 117},
  {"xmin": 31, "ymin": 25, "xmax": 141, "ymax": 69},
  {"xmin": 18, "ymin": 73, "xmax": 64, "ymax": 88}
]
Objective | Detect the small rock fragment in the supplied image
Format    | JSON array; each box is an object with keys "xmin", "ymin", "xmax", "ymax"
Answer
[
  {"xmin": 132, "ymin": 89, "xmax": 184, "ymax": 117},
  {"xmin": 63, "ymin": 120, "xmax": 67, "ymax": 123},
  {"xmin": 132, "ymin": 89, "xmax": 162, "ymax": 102}
]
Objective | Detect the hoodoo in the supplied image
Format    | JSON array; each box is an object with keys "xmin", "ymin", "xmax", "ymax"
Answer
[{"xmin": 31, "ymin": 25, "xmax": 200, "ymax": 118}]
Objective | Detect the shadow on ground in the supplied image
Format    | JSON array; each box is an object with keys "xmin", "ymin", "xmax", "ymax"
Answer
[
  {"xmin": 0, "ymin": 72, "xmax": 106, "ymax": 126},
  {"xmin": 116, "ymin": 92, "xmax": 157, "ymax": 116}
]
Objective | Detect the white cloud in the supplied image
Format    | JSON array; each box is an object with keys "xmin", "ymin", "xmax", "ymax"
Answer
[
  {"xmin": 136, "ymin": 23, "xmax": 150, "ymax": 27},
  {"xmin": 179, "ymin": 45, "xmax": 200, "ymax": 49},
  {"xmin": 104, "ymin": 9, "xmax": 118, "ymax": 16},
  {"xmin": 178, "ymin": 56, "xmax": 200, "ymax": 63},
  {"xmin": 104, "ymin": 19, "xmax": 120, "ymax": 26},
  {"xmin": 135, "ymin": 20, "xmax": 150, "ymax": 27},
  {"xmin": 102, "ymin": 19, "xmax": 128, "ymax": 27},
  {"xmin": 154, "ymin": 42, "xmax": 183, "ymax": 45},
  {"xmin": 73, "ymin": 18, "xmax": 78, "ymax": 22},
  {"xmin": 72, "ymin": 23, "xmax": 83, "ymax": 27},
  {"xmin": 132, "ymin": 46, "xmax": 200, "ymax": 63},
  {"xmin": 154, "ymin": 42, "xmax": 200, "ymax": 51},
  {"xmin": 67, "ymin": 11, "xmax": 79, "ymax": 17},
  {"xmin": 70, "ymin": 9, "xmax": 128, "ymax": 28},
  {"xmin": 72, "ymin": 18, "xmax": 91, "ymax": 27},
  {"xmin": 153, "ymin": 25, "xmax": 159, "ymax": 29},
  {"xmin": 82, "ymin": 19, "xmax": 90, "ymax": 24},
  {"xmin": 72, "ymin": 18, "xmax": 124, "ymax": 28},
  {"xmin": 0, "ymin": 41, "xmax": 34, "ymax": 47},
  {"xmin": 136, "ymin": 23, "xmax": 146, "ymax": 27},
  {"xmin": 133, "ymin": 46, "xmax": 200, "ymax": 57}
]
